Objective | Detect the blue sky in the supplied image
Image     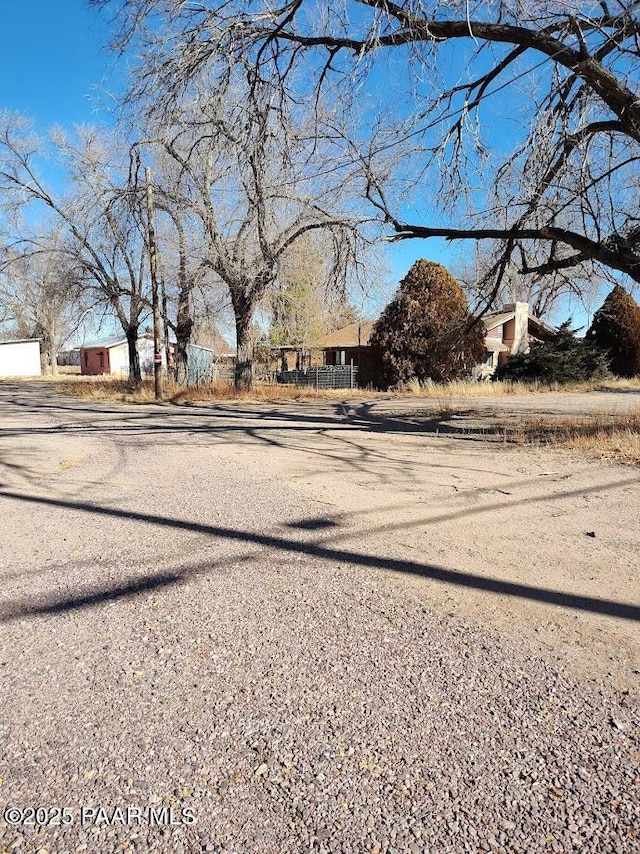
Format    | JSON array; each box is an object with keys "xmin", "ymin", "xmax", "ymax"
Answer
[
  {"xmin": 0, "ymin": 1, "xmax": 596, "ymax": 331},
  {"xmin": 0, "ymin": 0, "xmax": 451, "ymax": 316},
  {"xmin": 0, "ymin": 1, "xmax": 120, "ymax": 128}
]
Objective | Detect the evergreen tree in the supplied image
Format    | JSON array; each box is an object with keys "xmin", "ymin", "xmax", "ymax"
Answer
[
  {"xmin": 369, "ymin": 260, "xmax": 485, "ymax": 388},
  {"xmin": 586, "ymin": 285, "xmax": 640, "ymax": 377},
  {"xmin": 268, "ymin": 233, "xmax": 357, "ymax": 348},
  {"xmin": 496, "ymin": 321, "xmax": 610, "ymax": 383}
]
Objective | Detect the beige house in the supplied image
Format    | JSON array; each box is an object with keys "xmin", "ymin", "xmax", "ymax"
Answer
[
  {"xmin": 283, "ymin": 303, "xmax": 552, "ymax": 385},
  {"xmin": 313, "ymin": 306, "xmax": 553, "ymax": 383},
  {"xmin": 475, "ymin": 301, "xmax": 554, "ymax": 378},
  {"xmin": 311, "ymin": 321, "xmax": 377, "ymax": 385},
  {"xmin": 274, "ymin": 321, "xmax": 376, "ymax": 376}
]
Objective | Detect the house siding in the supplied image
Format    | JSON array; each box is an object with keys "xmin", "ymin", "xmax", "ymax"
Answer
[
  {"xmin": 475, "ymin": 302, "xmax": 551, "ymax": 377},
  {"xmin": 108, "ymin": 343, "xmax": 129, "ymax": 376},
  {"xmin": 0, "ymin": 340, "xmax": 42, "ymax": 377},
  {"xmin": 81, "ymin": 347, "xmax": 112, "ymax": 375},
  {"xmin": 322, "ymin": 346, "xmax": 377, "ymax": 387}
]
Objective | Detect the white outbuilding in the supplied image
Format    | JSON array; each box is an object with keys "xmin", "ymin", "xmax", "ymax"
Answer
[{"xmin": 0, "ymin": 339, "xmax": 42, "ymax": 378}]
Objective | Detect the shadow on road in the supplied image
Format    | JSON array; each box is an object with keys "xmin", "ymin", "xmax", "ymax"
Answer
[
  {"xmin": 1, "ymin": 488, "xmax": 638, "ymax": 625},
  {"xmin": 0, "ymin": 384, "xmax": 522, "ymax": 494}
]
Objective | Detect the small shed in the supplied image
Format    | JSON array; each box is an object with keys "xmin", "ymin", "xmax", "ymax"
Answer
[
  {"xmin": 186, "ymin": 343, "xmax": 216, "ymax": 385},
  {"xmin": 80, "ymin": 335, "xmax": 168, "ymax": 377},
  {"xmin": 0, "ymin": 339, "xmax": 42, "ymax": 378},
  {"xmin": 80, "ymin": 336, "xmax": 130, "ymax": 375}
]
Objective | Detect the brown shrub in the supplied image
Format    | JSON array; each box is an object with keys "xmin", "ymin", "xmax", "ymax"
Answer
[
  {"xmin": 369, "ymin": 260, "xmax": 485, "ymax": 389},
  {"xmin": 586, "ymin": 284, "xmax": 640, "ymax": 377}
]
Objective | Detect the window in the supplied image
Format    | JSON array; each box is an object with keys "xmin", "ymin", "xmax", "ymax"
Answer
[
  {"xmin": 98, "ymin": 352, "xmax": 104, "ymax": 369},
  {"xmin": 84, "ymin": 352, "xmax": 89, "ymax": 367}
]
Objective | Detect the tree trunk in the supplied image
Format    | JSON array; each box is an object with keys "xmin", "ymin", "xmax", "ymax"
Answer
[
  {"xmin": 235, "ymin": 311, "xmax": 253, "ymax": 392},
  {"xmin": 50, "ymin": 342, "xmax": 58, "ymax": 376},
  {"xmin": 161, "ymin": 280, "xmax": 172, "ymax": 382},
  {"xmin": 49, "ymin": 317, "xmax": 58, "ymax": 376},
  {"xmin": 126, "ymin": 326, "xmax": 141, "ymax": 384},
  {"xmin": 175, "ymin": 289, "xmax": 193, "ymax": 386}
]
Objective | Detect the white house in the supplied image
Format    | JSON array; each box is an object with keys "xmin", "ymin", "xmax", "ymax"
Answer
[{"xmin": 0, "ymin": 339, "xmax": 42, "ymax": 378}]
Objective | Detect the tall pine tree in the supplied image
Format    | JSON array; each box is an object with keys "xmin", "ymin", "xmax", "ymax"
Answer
[
  {"xmin": 586, "ymin": 285, "xmax": 640, "ymax": 377},
  {"xmin": 369, "ymin": 260, "xmax": 485, "ymax": 388}
]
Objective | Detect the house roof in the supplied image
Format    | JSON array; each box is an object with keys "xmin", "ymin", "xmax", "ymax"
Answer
[
  {"xmin": 483, "ymin": 312, "xmax": 515, "ymax": 332},
  {"xmin": 0, "ymin": 338, "xmax": 41, "ymax": 346},
  {"xmin": 80, "ymin": 336, "xmax": 128, "ymax": 350},
  {"xmin": 485, "ymin": 337, "xmax": 510, "ymax": 353},
  {"xmin": 311, "ymin": 321, "xmax": 375, "ymax": 349},
  {"xmin": 79, "ymin": 333, "xmax": 162, "ymax": 350},
  {"xmin": 528, "ymin": 315, "xmax": 556, "ymax": 336},
  {"xmin": 483, "ymin": 309, "xmax": 555, "ymax": 337},
  {"xmin": 187, "ymin": 342, "xmax": 216, "ymax": 353}
]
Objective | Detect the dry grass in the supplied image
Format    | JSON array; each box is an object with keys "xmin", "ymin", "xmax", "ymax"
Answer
[
  {"xmin": 509, "ymin": 410, "xmax": 640, "ymax": 465},
  {"xmin": 49, "ymin": 374, "xmax": 640, "ymax": 405},
  {"xmin": 52, "ymin": 377, "xmax": 380, "ymax": 404},
  {"xmin": 170, "ymin": 381, "xmax": 380, "ymax": 404},
  {"xmin": 20, "ymin": 375, "xmax": 640, "ymax": 465},
  {"xmin": 405, "ymin": 376, "xmax": 640, "ymax": 398},
  {"xmin": 53, "ymin": 378, "xmax": 159, "ymax": 402}
]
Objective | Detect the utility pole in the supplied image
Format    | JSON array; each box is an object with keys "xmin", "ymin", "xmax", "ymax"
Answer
[{"xmin": 145, "ymin": 166, "xmax": 163, "ymax": 401}]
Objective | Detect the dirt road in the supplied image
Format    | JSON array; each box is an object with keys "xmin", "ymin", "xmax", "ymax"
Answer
[{"xmin": 1, "ymin": 382, "xmax": 638, "ymax": 852}]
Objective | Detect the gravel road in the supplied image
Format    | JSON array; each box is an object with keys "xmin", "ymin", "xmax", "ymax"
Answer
[{"xmin": 0, "ymin": 382, "xmax": 638, "ymax": 853}]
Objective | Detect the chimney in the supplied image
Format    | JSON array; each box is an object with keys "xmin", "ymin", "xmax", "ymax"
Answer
[{"xmin": 511, "ymin": 302, "xmax": 529, "ymax": 354}]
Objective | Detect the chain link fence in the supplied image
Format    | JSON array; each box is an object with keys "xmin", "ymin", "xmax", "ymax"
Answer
[{"xmin": 277, "ymin": 365, "xmax": 358, "ymax": 389}]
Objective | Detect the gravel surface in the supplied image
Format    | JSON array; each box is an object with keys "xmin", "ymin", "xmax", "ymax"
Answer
[{"xmin": 0, "ymin": 382, "xmax": 638, "ymax": 853}]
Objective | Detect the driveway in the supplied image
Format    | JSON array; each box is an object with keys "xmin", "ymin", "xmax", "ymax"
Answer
[{"xmin": 1, "ymin": 381, "xmax": 638, "ymax": 852}]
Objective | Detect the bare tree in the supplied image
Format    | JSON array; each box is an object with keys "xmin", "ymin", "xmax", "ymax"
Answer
[
  {"xmin": 141, "ymin": 69, "xmax": 362, "ymax": 390},
  {"xmin": 152, "ymin": 196, "xmax": 210, "ymax": 384},
  {"xmin": 0, "ymin": 232, "xmax": 88, "ymax": 373},
  {"xmin": 137, "ymin": 145, "xmax": 230, "ymax": 384},
  {"xmin": 456, "ymin": 242, "xmax": 605, "ymax": 321},
  {"xmin": 94, "ymin": 0, "xmax": 640, "ymax": 307},
  {"xmin": 0, "ymin": 117, "xmax": 151, "ymax": 382}
]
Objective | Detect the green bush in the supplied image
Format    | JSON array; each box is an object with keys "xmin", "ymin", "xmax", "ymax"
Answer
[
  {"xmin": 586, "ymin": 285, "xmax": 640, "ymax": 377},
  {"xmin": 495, "ymin": 321, "xmax": 610, "ymax": 383},
  {"xmin": 369, "ymin": 260, "xmax": 485, "ymax": 388}
]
